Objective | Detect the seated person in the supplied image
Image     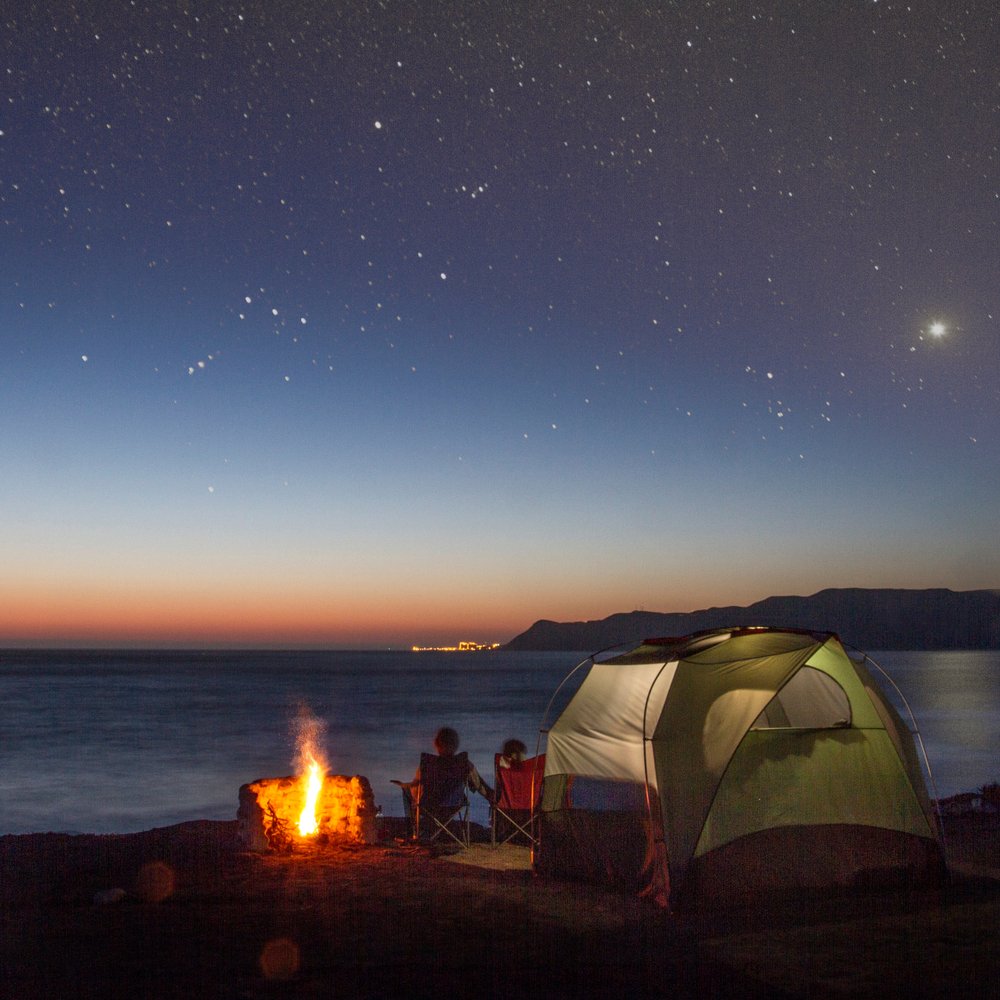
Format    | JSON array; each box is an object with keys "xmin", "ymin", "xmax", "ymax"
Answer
[
  {"xmin": 498, "ymin": 737, "xmax": 527, "ymax": 768},
  {"xmin": 492, "ymin": 738, "xmax": 541, "ymax": 845},
  {"xmin": 394, "ymin": 727, "xmax": 493, "ymax": 835}
]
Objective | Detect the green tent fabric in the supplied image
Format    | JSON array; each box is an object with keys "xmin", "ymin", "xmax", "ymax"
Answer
[{"xmin": 537, "ymin": 627, "xmax": 944, "ymax": 908}]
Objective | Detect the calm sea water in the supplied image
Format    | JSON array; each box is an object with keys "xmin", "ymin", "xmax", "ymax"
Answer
[{"xmin": 1, "ymin": 648, "xmax": 997, "ymax": 835}]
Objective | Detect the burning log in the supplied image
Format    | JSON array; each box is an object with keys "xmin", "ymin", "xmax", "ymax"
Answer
[{"xmin": 238, "ymin": 773, "xmax": 376, "ymax": 852}]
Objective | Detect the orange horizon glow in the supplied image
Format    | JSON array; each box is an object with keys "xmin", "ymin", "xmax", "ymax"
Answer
[
  {"xmin": 3, "ymin": 566, "xmax": 685, "ymax": 646},
  {"xmin": 0, "ymin": 578, "xmax": 539, "ymax": 647},
  {"xmin": 3, "ymin": 572, "xmax": 982, "ymax": 649}
]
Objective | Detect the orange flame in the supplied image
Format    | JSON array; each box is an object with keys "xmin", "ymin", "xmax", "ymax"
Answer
[{"xmin": 298, "ymin": 753, "xmax": 324, "ymax": 836}]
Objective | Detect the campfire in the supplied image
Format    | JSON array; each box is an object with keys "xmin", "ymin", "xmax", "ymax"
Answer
[
  {"xmin": 237, "ymin": 711, "xmax": 376, "ymax": 851},
  {"xmin": 238, "ymin": 772, "xmax": 376, "ymax": 851}
]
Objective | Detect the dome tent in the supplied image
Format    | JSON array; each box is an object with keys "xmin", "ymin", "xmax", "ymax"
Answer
[{"xmin": 536, "ymin": 627, "xmax": 944, "ymax": 908}]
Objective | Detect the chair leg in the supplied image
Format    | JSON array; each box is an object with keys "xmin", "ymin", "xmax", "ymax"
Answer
[
  {"xmin": 492, "ymin": 806, "xmax": 537, "ymax": 848},
  {"xmin": 423, "ymin": 804, "xmax": 470, "ymax": 848}
]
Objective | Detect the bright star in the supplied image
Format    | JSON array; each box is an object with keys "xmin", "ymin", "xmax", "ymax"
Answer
[{"xmin": 928, "ymin": 321, "xmax": 946, "ymax": 337}]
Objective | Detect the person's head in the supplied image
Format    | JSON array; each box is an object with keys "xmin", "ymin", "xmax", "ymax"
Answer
[
  {"xmin": 434, "ymin": 726, "xmax": 460, "ymax": 755},
  {"xmin": 502, "ymin": 738, "xmax": 527, "ymax": 762}
]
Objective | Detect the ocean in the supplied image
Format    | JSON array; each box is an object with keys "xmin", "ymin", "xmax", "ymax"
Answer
[{"xmin": 1, "ymin": 648, "xmax": 997, "ymax": 835}]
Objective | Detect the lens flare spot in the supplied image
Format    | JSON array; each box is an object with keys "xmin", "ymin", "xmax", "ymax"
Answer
[
  {"xmin": 259, "ymin": 937, "xmax": 300, "ymax": 980},
  {"xmin": 135, "ymin": 861, "xmax": 175, "ymax": 903}
]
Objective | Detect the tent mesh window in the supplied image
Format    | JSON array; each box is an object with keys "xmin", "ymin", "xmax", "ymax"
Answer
[{"xmin": 750, "ymin": 666, "xmax": 851, "ymax": 730}]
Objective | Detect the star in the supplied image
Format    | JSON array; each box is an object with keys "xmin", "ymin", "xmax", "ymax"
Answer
[{"xmin": 928, "ymin": 321, "xmax": 947, "ymax": 337}]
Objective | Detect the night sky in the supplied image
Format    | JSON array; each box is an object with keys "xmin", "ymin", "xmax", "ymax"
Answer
[{"xmin": 3, "ymin": 2, "xmax": 998, "ymax": 647}]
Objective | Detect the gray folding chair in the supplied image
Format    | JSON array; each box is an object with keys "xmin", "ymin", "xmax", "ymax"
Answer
[{"xmin": 411, "ymin": 752, "xmax": 471, "ymax": 847}]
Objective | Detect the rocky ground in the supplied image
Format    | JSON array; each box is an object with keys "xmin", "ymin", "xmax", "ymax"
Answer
[{"xmin": 1, "ymin": 810, "xmax": 997, "ymax": 999}]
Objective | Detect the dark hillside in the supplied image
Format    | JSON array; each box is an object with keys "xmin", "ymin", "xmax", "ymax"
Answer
[{"xmin": 504, "ymin": 588, "xmax": 1000, "ymax": 651}]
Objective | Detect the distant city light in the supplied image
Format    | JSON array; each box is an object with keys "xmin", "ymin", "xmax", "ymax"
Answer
[{"xmin": 411, "ymin": 641, "xmax": 501, "ymax": 652}]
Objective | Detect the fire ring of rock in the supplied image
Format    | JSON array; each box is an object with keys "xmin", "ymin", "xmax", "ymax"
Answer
[{"xmin": 238, "ymin": 774, "xmax": 376, "ymax": 852}]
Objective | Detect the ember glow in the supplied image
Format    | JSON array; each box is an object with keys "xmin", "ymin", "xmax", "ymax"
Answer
[{"xmin": 298, "ymin": 753, "xmax": 325, "ymax": 837}]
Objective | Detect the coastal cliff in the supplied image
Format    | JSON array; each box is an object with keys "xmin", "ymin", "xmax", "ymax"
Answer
[{"xmin": 503, "ymin": 588, "xmax": 1000, "ymax": 651}]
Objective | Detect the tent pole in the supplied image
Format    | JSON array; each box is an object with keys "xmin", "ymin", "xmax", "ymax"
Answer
[
  {"xmin": 855, "ymin": 646, "xmax": 949, "ymax": 860},
  {"xmin": 641, "ymin": 658, "xmax": 675, "ymax": 891},
  {"xmin": 532, "ymin": 650, "xmax": 603, "ymax": 866}
]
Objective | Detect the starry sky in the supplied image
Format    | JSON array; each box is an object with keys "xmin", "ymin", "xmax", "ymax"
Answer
[{"xmin": 2, "ymin": 2, "xmax": 998, "ymax": 648}]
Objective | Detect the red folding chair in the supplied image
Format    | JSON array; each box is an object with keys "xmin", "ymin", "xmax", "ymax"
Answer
[{"xmin": 491, "ymin": 754, "xmax": 545, "ymax": 847}]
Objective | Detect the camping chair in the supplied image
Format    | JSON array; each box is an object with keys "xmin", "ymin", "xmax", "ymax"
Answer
[
  {"xmin": 491, "ymin": 754, "xmax": 545, "ymax": 848},
  {"xmin": 410, "ymin": 752, "xmax": 471, "ymax": 847}
]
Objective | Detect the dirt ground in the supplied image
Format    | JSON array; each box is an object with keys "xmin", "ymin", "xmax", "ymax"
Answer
[{"xmin": 1, "ymin": 813, "xmax": 997, "ymax": 1000}]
